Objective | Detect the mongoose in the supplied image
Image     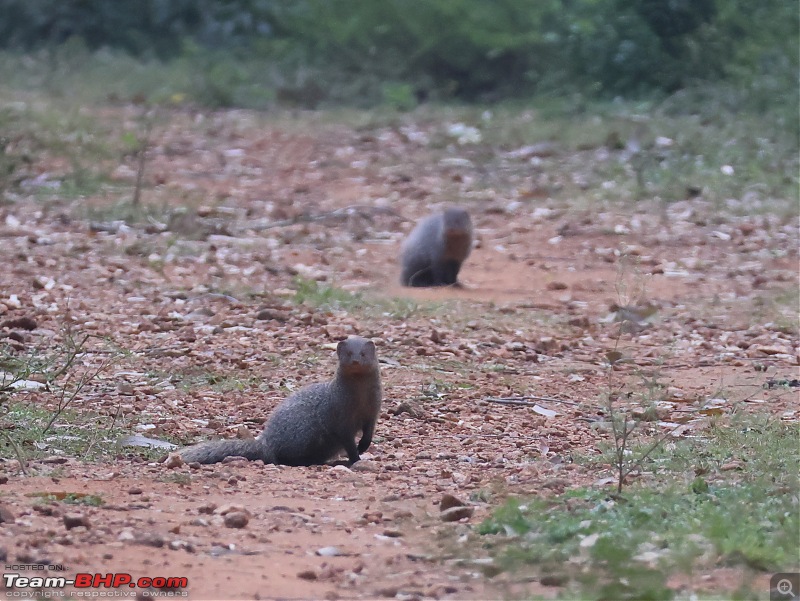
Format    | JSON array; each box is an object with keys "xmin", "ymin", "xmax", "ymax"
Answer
[
  {"xmin": 179, "ymin": 336, "xmax": 382, "ymax": 466},
  {"xmin": 400, "ymin": 208, "xmax": 473, "ymax": 287}
]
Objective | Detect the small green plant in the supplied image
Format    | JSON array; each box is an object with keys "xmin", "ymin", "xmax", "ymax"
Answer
[
  {"xmin": 159, "ymin": 473, "xmax": 192, "ymax": 486},
  {"xmin": 381, "ymin": 82, "xmax": 417, "ymax": 111},
  {"xmin": 291, "ymin": 277, "xmax": 364, "ymax": 310},
  {"xmin": 1, "ymin": 327, "xmax": 121, "ymax": 466},
  {"xmin": 30, "ymin": 492, "xmax": 104, "ymax": 506}
]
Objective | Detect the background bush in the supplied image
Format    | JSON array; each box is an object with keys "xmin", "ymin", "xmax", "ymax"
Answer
[{"xmin": 0, "ymin": 0, "xmax": 796, "ymax": 106}]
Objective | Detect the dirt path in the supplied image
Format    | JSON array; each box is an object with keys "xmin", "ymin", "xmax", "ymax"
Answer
[{"xmin": 0, "ymin": 107, "xmax": 797, "ymax": 600}]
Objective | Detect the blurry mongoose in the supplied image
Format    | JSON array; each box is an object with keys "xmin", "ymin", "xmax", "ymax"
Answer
[
  {"xmin": 400, "ymin": 208, "xmax": 473, "ymax": 287},
  {"xmin": 179, "ymin": 336, "xmax": 382, "ymax": 466}
]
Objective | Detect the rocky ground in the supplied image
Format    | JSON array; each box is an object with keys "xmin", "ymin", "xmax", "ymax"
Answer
[{"xmin": 0, "ymin": 105, "xmax": 797, "ymax": 599}]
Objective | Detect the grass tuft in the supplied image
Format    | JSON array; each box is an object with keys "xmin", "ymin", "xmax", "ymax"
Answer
[{"xmin": 478, "ymin": 414, "xmax": 799, "ymax": 598}]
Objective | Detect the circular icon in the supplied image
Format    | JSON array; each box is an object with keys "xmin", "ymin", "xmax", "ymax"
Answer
[{"xmin": 777, "ymin": 579, "xmax": 795, "ymax": 597}]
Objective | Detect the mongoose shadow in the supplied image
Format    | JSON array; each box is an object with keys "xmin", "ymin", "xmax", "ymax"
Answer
[
  {"xmin": 179, "ymin": 336, "xmax": 382, "ymax": 466},
  {"xmin": 400, "ymin": 208, "xmax": 473, "ymax": 287}
]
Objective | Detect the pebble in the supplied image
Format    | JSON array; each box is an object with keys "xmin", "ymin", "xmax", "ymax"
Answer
[
  {"xmin": 223, "ymin": 512, "xmax": 249, "ymax": 529},
  {"xmin": 164, "ymin": 453, "xmax": 184, "ymax": 469},
  {"xmin": 0, "ymin": 505, "xmax": 15, "ymax": 523},
  {"xmin": 440, "ymin": 506, "xmax": 474, "ymax": 522},
  {"xmin": 440, "ymin": 494, "xmax": 467, "ymax": 511},
  {"xmin": 63, "ymin": 513, "xmax": 90, "ymax": 530},
  {"xmin": 297, "ymin": 569, "xmax": 318, "ymax": 581}
]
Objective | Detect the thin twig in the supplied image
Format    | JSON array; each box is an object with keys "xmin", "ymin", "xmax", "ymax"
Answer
[
  {"xmin": 484, "ymin": 395, "xmax": 581, "ymax": 407},
  {"xmin": 47, "ymin": 333, "xmax": 90, "ymax": 383},
  {"xmin": 621, "ymin": 426, "xmax": 679, "ymax": 482},
  {"xmin": 246, "ymin": 205, "xmax": 404, "ymax": 232},
  {"xmin": 1, "ymin": 431, "xmax": 28, "ymax": 475},
  {"xmin": 132, "ymin": 115, "xmax": 153, "ymax": 208},
  {"xmin": 43, "ymin": 357, "xmax": 115, "ymax": 435}
]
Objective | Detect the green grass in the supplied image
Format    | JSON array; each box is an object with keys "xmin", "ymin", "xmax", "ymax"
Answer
[
  {"xmin": 477, "ymin": 415, "xmax": 799, "ymax": 600},
  {"xmin": 291, "ymin": 277, "xmax": 366, "ymax": 311},
  {"xmin": 289, "ymin": 277, "xmax": 447, "ymax": 321},
  {"xmin": 0, "ymin": 97, "xmax": 119, "ymax": 199},
  {"xmin": 29, "ymin": 492, "xmax": 104, "ymax": 506},
  {"xmin": 0, "ymin": 401, "xmax": 133, "ymax": 463},
  {"xmin": 749, "ymin": 285, "xmax": 800, "ymax": 335}
]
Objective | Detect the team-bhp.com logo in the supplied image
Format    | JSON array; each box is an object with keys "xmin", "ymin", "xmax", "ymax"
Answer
[{"xmin": 3, "ymin": 572, "xmax": 188, "ymax": 597}]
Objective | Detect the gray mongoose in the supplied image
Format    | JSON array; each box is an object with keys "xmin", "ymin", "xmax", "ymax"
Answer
[
  {"xmin": 400, "ymin": 208, "xmax": 473, "ymax": 287},
  {"xmin": 179, "ymin": 336, "xmax": 382, "ymax": 466}
]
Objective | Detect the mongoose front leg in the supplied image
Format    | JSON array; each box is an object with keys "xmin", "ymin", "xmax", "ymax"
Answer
[
  {"xmin": 432, "ymin": 260, "xmax": 462, "ymax": 286},
  {"xmin": 358, "ymin": 419, "xmax": 376, "ymax": 453},
  {"xmin": 343, "ymin": 437, "xmax": 361, "ymax": 465}
]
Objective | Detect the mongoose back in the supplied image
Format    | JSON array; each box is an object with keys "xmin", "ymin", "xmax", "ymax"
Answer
[
  {"xmin": 179, "ymin": 336, "xmax": 382, "ymax": 466},
  {"xmin": 400, "ymin": 208, "xmax": 473, "ymax": 287}
]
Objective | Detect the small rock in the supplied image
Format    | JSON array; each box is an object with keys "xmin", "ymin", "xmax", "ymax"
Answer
[
  {"xmin": 440, "ymin": 506, "xmax": 474, "ymax": 522},
  {"xmin": 214, "ymin": 503, "xmax": 249, "ymax": 516},
  {"xmin": 382, "ymin": 529, "xmax": 403, "ymax": 538},
  {"xmin": 351, "ymin": 460, "xmax": 378, "ymax": 473},
  {"xmin": 164, "ymin": 453, "xmax": 184, "ymax": 469},
  {"xmin": 40, "ymin": 456, "xmax": 68, "ymax": 464},
  {"xmin": 297, "ymin": 570, "xmax": 318, "ymax": 581},
  {"xmin": 255, "ymin": 308, "xmax": 289, "ymax": 322},
  {"xmin": 541, "ymin": 574, "xmax": 567, "ymax": 586},
  {"xmin": 198, "ymin": 503, "xmax": 217, "ymax": 515},
  {"xmin": 169, "ymin": 540, "xmax": 194, "ymax": 552},
  {"xmin": 316, "ymin": 546, "xmax": 342, "ymax": 557},
  {"xmin": 236, "ymin": 425, "xmax": 254, "ymax": 440},
  {"xmin": 135, "ymin": 532, "xmax": 166, "ymax": 548},
  {"xmin": 0, "ymin": 316, "xmax": 37, "ymax": 330},
  {"xmin": 128, "ymin": 487, "xmax": 143, "ymax": 495},
  {"xmin": 440, "ymin": 493, "xmax": 467, "ymax": 511},
  {"xmin": 0, "ymin": 505, "xmax": 15, "ymax": 523},
  {"xmin": 376, "ymin": 586, "xmax": 398, "ymax": 598},
  {"xmin": 391, "ymin": 401, "xmax": 422, "ymax": 418},
  {"xmin": 753, "ymin": 345, "xmax": 791, "ymax": 356},
  {"xmin": 223, "ymin": 511, "xmax": 249, "ymax": 529},
  {"xmin": 546, "ymin": 281, "xmax": 568, "ymax": 291},
  {"xmin": 33, "ymin": 504, "xmax": 59, "ymax": 516},
  {"xmin": 63, "ymin": 513, "xmax": 90, "ymax": 530},
  {"xmin": 542, "ymin": 478, "xmax": 570, "ymax": 490}
]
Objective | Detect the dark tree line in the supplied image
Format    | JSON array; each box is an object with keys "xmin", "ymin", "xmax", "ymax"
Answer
[{"xmin": 0, "ymin": 0, "xmax": 795, "ymax": 100}]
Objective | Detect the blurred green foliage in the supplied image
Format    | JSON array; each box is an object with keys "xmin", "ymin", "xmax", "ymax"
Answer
[{"xmin": 0, "ymin": 0, "xmax": 796, "ymax": 104}]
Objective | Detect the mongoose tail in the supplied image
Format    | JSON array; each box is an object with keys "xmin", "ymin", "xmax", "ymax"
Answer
[{"xmin": 180, "ymin": 438, "xmax": 269, "ymax": 464}]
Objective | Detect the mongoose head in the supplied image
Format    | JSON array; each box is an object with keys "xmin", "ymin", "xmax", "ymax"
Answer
[
  {"xmin": 337, "ymin": 336, "xmax": 379, "ymax": 376},
  {"xmin": 441, "ymin": 207, "xmax": 473, "ymax": 259},
  {"xmin": 441, "ymin": 207, "xmax": 472, "ymax": 235}
]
